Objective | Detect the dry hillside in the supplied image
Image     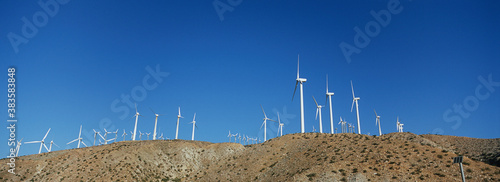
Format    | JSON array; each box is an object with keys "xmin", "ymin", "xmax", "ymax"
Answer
[{"xmin": 1, "ymin": 132, "xmax": 499, "ymax": 181}]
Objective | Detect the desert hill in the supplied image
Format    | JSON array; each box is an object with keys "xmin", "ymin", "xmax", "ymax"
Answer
[{"xmin": 1, "ymin": 132, "xmax": 499, "ymax": 181}]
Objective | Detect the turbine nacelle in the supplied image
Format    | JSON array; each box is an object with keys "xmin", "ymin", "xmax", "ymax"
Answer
[{"xmin": 296, "ymin": 78, "xmax": 307, "ymax": 82}]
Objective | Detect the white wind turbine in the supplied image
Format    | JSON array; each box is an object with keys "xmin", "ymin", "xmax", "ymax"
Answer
[
  {"xmin": 350, "ymin": 81, "xmax": 361, "ymax": 134},
  {"xmin": 374, "ymin": 110, "xmax": 382, "ymax": 136},
  {"xmin": 190, "ymin": 113, "xmax": 198, "ymax": 141},
  {"xmin": 227, "ymin": 130, "xmax": 232, "ymax": 142},
  {"xmin": 48, "ymin": 139, "xmax": 59, "ymax": 152},
  {"xmin": 277, "ymin": 112, "xmax": 284, "ymax": 137},
  {"xmin": 260, "ymin": 105, "xmax": 276, "ymax": 141},
  {"xmin": 313, "ymin": 96, "xmax": 324, "ymax": 133},
  {"xmin": 139, "ymin": 131, "xmax": 144, "ymax": 140},
  {"xmin": 92, "ymin": 129, "xmax": 100, "ymax": 146},
  {"xmin": 338, "ymin": 117, "xmax": 346, "ymax": 133},
  {"xmin": 103, "ymin": 128, "xmax": 113, "ymax": 144},
  {"xmin": 146, "ymin": 133, "xmax": 151, "ymax": 140},
  {"xmin": 175, "ymin": 107, "xmax": 184, "ymax": 139},
  {"xmin": 122, "ymin": 129, "xmax": 127, "ymax": 141},
  {"xmin": 25, "ymin": 128, "xmax": 51, "ymax": 154},
  {"xmin": 132, "ymin": 103, "xmax": 143, "ymax": 141},
  {"xmin": 113, "ymin": 129, "xmax": 119, "ymax": 142},
  {"xmin": 15, "ymin": 138, "xmax": 23, "ymax": 157},
  {"xmin": 326, "ymin": 75, "xmax": 335, "ymax": 134},
  {"xmin": 396, "ymin": 116, "xmax": 400, "ymax": 132},
  {"xmin": 150, "ymin": 108, "xmax": 164, "ymax": 140},
  {"xmin": 232, "ymin": 133, "xmax": 238, "ymax": 143},
  {"xmin": 292, "ymin": 55, "xmax": 307, "ymax": 133},
  {"xmin": 67, "ymin": 125, "xmax": 87, "ymax": 148}
]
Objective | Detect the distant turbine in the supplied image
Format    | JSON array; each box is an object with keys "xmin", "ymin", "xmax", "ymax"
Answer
[
  {"xmin": 92, "ymin": 129, "xmax": 100, "ymax": 146},
  {"xmin": 122, "ymin": 129, "xmax": 127, "ymax": 141},
  {"xmin": 277, "ymin": 112, "xmax": 284, "ymax": 137},
  {"xmin": 67, "ymin": 125, "xmax": 87, "ymax": 148},
  {"xmin": 175, "ymin": 107, "xmax": 184, "ymax": 139},
  {"xmin": 292, "ymin": 55, "xmax": 307, "ymax": 133},
  {"xmin": 350, "ymin": 81, "xmax": 361, "ymax": 134},
  {"xmin": 132, "ymin": 103, "xmax": 143, "ymax": 141},
  {"xmin": 139, "ymin": 131, "xmax": 144, "ymax": 140},
  {"xmin": 146, "ymin": 133, "xmax": 151, "ymax": 140},
  {"xmin": 15, "ymin": 138, "xmax": 23, "ymax": 157},
  {"xmin": 48, "ymin": 139, "xmax": 59, "ymax": 152},
  {"xmin": 150, "ymin": 108, "xmax": 164, "ymax": 140},
  {"xmin": 260, "ymin": 105, "xmax": 276, "ymax": 141},
  {"xmin": 338, "ymin": 117, "xmax": 346, "ymax": 133},
  {"xmin": 313, "ymin": 96, "xmax": 324, "ymax": 133},
  {"xmin": 113, "ymin": 129, "xmax": 119, "ymax": 142},
  {"xmin": 190, "ymin": 113, "xmax": 198, "ymax": 141},
  {"xmin": 374, "ymin": 110, "xmax": 382, "ymax": 136},
  {"xmin": 326, "ymin": 75, "xmax": 335, "ymax": 134},
  {"xmin": 24, "ymin": 128, "xmax": 51, "ymax": 154},
  {"xmin": 227, "ymin": 130, "xmax": 232, "ymax": 142},
  {"xmin": 312, "ymin": 125, "xmax": 316, "ymax": 132}
]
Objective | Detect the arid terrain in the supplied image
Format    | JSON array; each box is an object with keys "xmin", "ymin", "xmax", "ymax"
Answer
[{"xmin": 1, "ymin": 132, "xmax": 499, "ymax": 181}]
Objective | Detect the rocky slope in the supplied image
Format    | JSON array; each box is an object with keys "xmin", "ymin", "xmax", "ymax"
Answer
[{"xmin": 1, "ymin": 132, "xmax": 499, "ymax": 181}]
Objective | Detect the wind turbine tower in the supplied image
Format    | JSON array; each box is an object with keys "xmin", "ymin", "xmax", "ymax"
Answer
[
  {"xmin": 326, "ymin": 75, "xmax": 335, "ymax": 134},
  {"xmin": 175, "ymin": 107, "xmax": 183, "ymax": 139},
  {"xmin": 132, "ymin": 103, "xmax": 142, "ymax": 141},
  {"xmin": 292, "ymin": 55, "xmax": 307, "ymax": 133},
  {"xmin": 374, "ymin": 110, "xmax": 382, "ymax": 136},
  {"xmin": 313, "ymin": 96, "xmax": 324, "ymax": 133},
  {"xmin": 150, "ymin": 108, "xmax": 163, "ymax": 140},
  {"xmin": 190, "ymin": 113, "xmax": 198, "ymax": 140},
  {"xmin": 260, "ymin": 105, "xmax": 276, "ymax": 141},
  {"xmin": 350, "ymin": 81, "xmax": 361, "ymax": 134}
]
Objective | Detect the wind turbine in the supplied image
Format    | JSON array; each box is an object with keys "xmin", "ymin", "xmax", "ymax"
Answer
[
  {"xmin": 396, "ymin": 117, "xmax": 400, "ymax": 132},
  {"xmin": 92, "ymin": 129, "xmax": 100, "ymax": 146},
  {"xmin": 350, "ymin": 80, "xmax": 361, "ymax": 134},
  {"xmin": 260, "ymin": 105, "xmax": 276, "ymax": 141},
  {"xmin": 122, "ymin": 129, "xmax": 127, "ymax": 141},
  {"xmin": 48, "ymin": 139, "xmax": 59, "ymax": 152},
  {"xmin": 150, "ymin": 108, "xmax": 164, "ymax": 140},
  {"xmin": 132, "ymin": 103, "xmax": 143, "ymax": 141},
  {"xmin": 15, "ymin": 138, "xmax": 23, "ymax": 157},
  {"xmin": 338, "ymin": 117, "xmax": 346, "ymax": 133},
  {"xmin": 175, "ymin": 107, "xmax": 183, "ymax": 139},
  {"xmin": 139, "ymin": 131, "xmax": 144, "ymax": 140},
  {"xmin": 292, "ymin": 55, "xmax": 307, "ymax": 133},
  {"xmin": 103, "ymin": 128, "xmax": 113, "ymax": 144},
  {"xmin": 326, "ymin": 75, "xmax": 335, "ymax": 134},
  {"xmin": 313, "ymin": 96, "xmax": 324, "ymax": 133},
  {"xmin": 374, "ymin": 110, "xmax": 382, "ymax": 136},
  {"xmin": 111, "ymin": 129, "xmax": 119, "ymax": 142},
  {"xmin": 232, "ymin": 133, "xmax": 238, "ymax": 143},
  {"xmin": 277, "ymin": 112, "xmax": 284, "ymax": 137},
  {"xmin": 190, "ymin": 113, "xmax": 198, "ymax": 141},
  {"xmin": 312, "ymin": 125, "xmax": 316, "ymax": 132},
  {"xmin": 227, "ymin": 130, "xmax": 232, "ymax": 142},
  {"xmin": 25, "ymin": 128, "xmax": 51, "ymax": 154},
  {"xmin": 67, "ymin": 125, "xmax": 87, "ymax": 148},
  {"xmin": 146, "ymin": 133, "xmax": 151, "ymax": 140}
]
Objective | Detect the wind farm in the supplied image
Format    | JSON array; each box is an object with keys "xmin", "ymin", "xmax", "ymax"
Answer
[{"xmin": 4, "ymin": 1, "xmax": 498, "ymax": 181}]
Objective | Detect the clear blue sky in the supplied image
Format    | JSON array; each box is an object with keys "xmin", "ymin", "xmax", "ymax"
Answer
[{"xmin": 1, "ymin": 0, "xmax": 499, "ymax": 157}]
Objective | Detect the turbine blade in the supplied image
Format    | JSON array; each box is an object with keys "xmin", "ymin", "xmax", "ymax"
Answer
[
  {"xmin": 315, "ymin": 108, "xmax": 319, "ymax": 120},
  {"xmin": 297, "ymin": 54, "xmax": 300, "ymax": 79},
  {"xmin": 260, "ymin": 105, "xmax": 267, "ymax": 118},
  {"xmin": 277, "ymin": 112, "xmax": 281, "ymax": 124},
  {"xmin": 150, "ymin": 107, "xmax": 156, "ymax": 114},
  {"xmin": 260, "ymin": 120, "xmax": 266, "ymax": 129},
  {"xmin": 351, "ymin": 100, "xmax": 355, "ymax": 112},
  {"xmin": 292, "ymin": 81, "xmax": 298, "ymax": 101},
  {"xmin": 24, "ymin": 141, "xmax": 41, "ymax": 144},
  {"xmin": 67, "ymin": 139, "xmax": 78, "ymax": 145},
  {"xmin": 193, "ymin": 113, "xmax": 196, "ymax": 121},
  {"xmin": 312, "ymin": 96, "xmax": 319, "ymax": 107},
  {"xmin": 81, "ymin": 141, "xmax": 87, "ymax": 147},
  {"xmin": 42, "ymin": 128, "xmax": 51, "ymax": 141},
  {"xmin": 54, "ymin": 143, "xmax": 60, "ymax": 148},
  {"xmin": 374, "ymin": 109, "xmax": 377, "ymax": 117},
  {"xmin": 350, "ymin": 80, "xmax": 355, "ymax": 99},
  {"xmin": 43, "ymin": 144, "xmax": 49, "ymax": 152},
  {"xmin": 178, "ymin": 107, "xmax": 181, "ymax": 116}
]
